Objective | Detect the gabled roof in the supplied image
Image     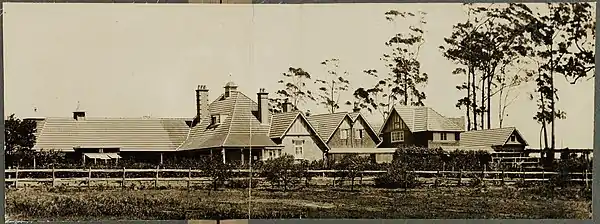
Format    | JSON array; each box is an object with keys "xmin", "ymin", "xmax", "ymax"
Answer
[
  {"xmin": 32, "ymin": 117, "xmax": 190, "ymax": 152},
  {"xmin": 269, "ymin": 111, "xmax": 330, "ymax": 151},
  {"xmin": 307, "ymin": 112, "xmax": 350, "ymax": 143},
  {"xmin": 269, "ymin": 112, "xmax": 302, "ymax": 139},
  {"xmin": 178, "ymin": 91, "xmax": 278, "ymax": 150},
  {"xmin": 379, "ymin": 106, "xmax": 464, "ymax": 134},
  {"xmin": 459, "ymin": 127, "xmax": 529, "ymax": 147},
  {"xmin": 349, "ymin": 112, "xmax": 381, "ymax": 144}
]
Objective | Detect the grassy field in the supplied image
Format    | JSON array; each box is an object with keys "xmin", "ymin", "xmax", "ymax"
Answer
[{"xmin": 6, "ymin": 185, "xmax": 591, "ymax": 221}]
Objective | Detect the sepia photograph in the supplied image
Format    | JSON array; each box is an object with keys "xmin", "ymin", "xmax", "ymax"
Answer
[{"xmin": 1, "ymin": 2, "xmax": 595, "ymax": 221}]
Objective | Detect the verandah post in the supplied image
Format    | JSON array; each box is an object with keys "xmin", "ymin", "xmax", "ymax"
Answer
[
  {"xmin": 52, "ymin": 166, "xmax": 56, "ymax": 187},
  {"xmin": 155, "ymin": 165, "xmax": 159, "ymax": 188}
]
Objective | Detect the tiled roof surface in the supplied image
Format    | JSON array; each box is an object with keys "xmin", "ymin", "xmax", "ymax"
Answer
[
  {"xmin": 32, "ymin": 117, "xmax": 190, "ymax": 152},
  {"xmin": 269, "ymin": 112, "xmax": 301, "ymax": 139},
  {"xmin": 459, "ymin": 127, "xmax": 523, "ymax": 147},
  {"xmin": 348, "ymin": 112, "xmax": 360, "ymax": 121},
  {"xmin": 393, "ymin": 106, "xmax": 463, "ymax": 132},
  {"xmin": 178, "ymin": 91, "xmax": 277, "ymax": 150},
  {"xmin": 307, "ymin": 112, "xmax": 349, "ymax": 142}
]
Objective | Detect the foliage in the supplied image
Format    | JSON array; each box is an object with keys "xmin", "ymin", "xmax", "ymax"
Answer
[
  {"xmin": 4, "ymin": 114, "xmax": 38, "ymax": 167},
  {"xmin": 391, "ymin": 146, "xmax": 491, "ymax": 171},
  {"xmin": 271, "ymin": 67, "xmax": 316, "ymax": 113},
  {"xmin": 440, "ymin": 3, "xmax": 534, "ymax": 131},
  {"xmin": 523, "ymin": 3, "xmax": 595, "ymax": 151},
  {"xmin": 331, "ymin": 155, "xmax": 370, "ymax": 190},
  {"xmin": 200, "ymin": 155, "xmax": 234, "ymax": 191},
  {"xmin": 354, "ymin": 10, "xmax": 428, "ymax": 123},
  {"xmin": 374, "ymin": 159, "xmax": 419, "ymax": 189},
  {"xmin": 315, "ymin": 58, "xmax": 352, "ymax": 113},
  {"xmin": 260, "ymin": 155, "xmax": 308, "ymax": 191}
]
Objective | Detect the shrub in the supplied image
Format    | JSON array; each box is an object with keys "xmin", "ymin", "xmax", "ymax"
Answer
[
  {"xmin": 333, "ymin": 155, "xmax": 370, "ymax": 190},
  {"xmin": 200, "ymin": 155, "xmax": 234, "ymax": 191},
  {"xmin": 374, "ymin": 160, "xmax": 419, "ymax": 189},
  {"xmin": 260, "ymin": 155, "xmax": 307, "ymax": 191}
]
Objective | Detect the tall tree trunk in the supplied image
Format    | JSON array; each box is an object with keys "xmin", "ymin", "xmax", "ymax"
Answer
[
  {"xmin": 498, "ymin": 83, "xmax": 505, "ymax": 128},
  {"xmin": 480, "ymin": 73, "xmax": 486, "ymax": 130},
  {"xmin": 404, "ymin": 74, "xmax": 409, "ymax": 106},
  {"xmin": 471, "ymin": 67, "xmax": 478, "ymax": 130},
  {"xmin": 467, "ymin": 67, "xmax": 472, "ymax": 131},
  {"xmin": 486, "ymin": 70, "xmax": 492, "ymax": 129}
]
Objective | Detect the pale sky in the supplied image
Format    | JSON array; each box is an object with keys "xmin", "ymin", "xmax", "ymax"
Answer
[{"xmin": 2, "ymin": 3, "xmax": 596, "ymax": 149}]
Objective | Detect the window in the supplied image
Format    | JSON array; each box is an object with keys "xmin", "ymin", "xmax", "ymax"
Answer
[
  {"xmin": 293, "ymin": 140, "xmax": 304, "ymax": 158},
  {"xmin": 269, "ymin": 151, "xmax": 274, "ymax": 159},
  {"xmin": 393, "ymin": 115, "xmax": 402, "ymax": 129},
  {"xmin": 340, "ymin": 129, "xmax": 349, "ymax": 140},
  {"xmin": 354, "ymin": 129, "xmax": 363, "ymax": 139},
  {"xmin": 211, "ymin": 115, "xmax": 221, "ymax": 125},
  {"xmin": 440, "ymin": 133, "xmax": 448, "ymax": 141},
  {"xmin": 391, "ymin": 131, "xmax": 404, "ymax": 142},
  {"xmin": 510, "ymin": 135, "xmax": 516, "ymax": 142}
]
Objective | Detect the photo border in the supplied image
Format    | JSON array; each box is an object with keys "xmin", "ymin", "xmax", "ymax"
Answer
[{"xmin": 0, "ymin": 0, "xmax": 596, "ymax": 223}]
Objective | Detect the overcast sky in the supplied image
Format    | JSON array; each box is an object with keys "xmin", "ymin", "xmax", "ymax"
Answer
[{"xmin": 2, "ymin": 3, "xmax": 595, "ymax": 148}]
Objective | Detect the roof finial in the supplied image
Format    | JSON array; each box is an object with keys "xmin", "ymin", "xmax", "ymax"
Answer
[{"xmin": 76, "ymin": 101, "xmax": 81, "ymax": 111}]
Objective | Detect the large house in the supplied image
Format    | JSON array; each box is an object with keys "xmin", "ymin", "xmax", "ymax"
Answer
[
  {"xmin": 30, "ymin": 82, "xmax": 380, "ymax": 164},
  {"xmin": 29, "ymin": 82, "xmax": 530, "ymax": 165},
  {"xmin": 377, "ymin": 106, "xmax": 465, "ymax": 149},
  {"xmin": 308, "ymin": 111, "xmax": 393, "ymax": 163}
]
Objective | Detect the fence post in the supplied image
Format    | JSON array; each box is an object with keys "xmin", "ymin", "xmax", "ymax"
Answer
[
  {"xmin": 436, "ymin": 170, "xmax": 440, "ymax": 185},
  {"xmin": 88, "ymin": 167, "xmax": 92, "ymax": 188},
  {"xmin": 122, "ymin": 167, "xmax": 126, "ymax": 188},
  {"xmin": 15, "ymin": 166, "xmax": 19, "ymax": 189},
  {"xmin": 52, "ymin": 166, "xmax": 56, "ymax": 188},
  {"xmin": 457, "ymin": 169, "xmax": 462, "ymax": 186},
  {"xmin": 187, "ymin": 168, "xmax": 192, "ymax": 190},
  {"xmin": 501, "ymin": 170, "xmax": 505, "ymax": 185},
  {"xmin": 585, "ymin": 169, "xmax": 589, "ymax": 190},
  {"xmin": 155, "ymin": 165, "xmax": 159, "ymax": 188}
]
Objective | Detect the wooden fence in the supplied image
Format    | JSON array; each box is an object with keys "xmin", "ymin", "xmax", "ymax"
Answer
[{"xmin": 4, "ymin": 168, "xmax": 593, "ymax": 188}]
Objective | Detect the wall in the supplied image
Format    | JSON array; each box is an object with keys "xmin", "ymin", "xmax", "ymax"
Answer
[
  {"xmin": 378, "ymin": 112, "xmax": 417, "ymax": 148},
  {"xmin": 279, "ymin": 117, "xmax": 325, "ymax": 161},
  {"xmin": 329, "ymin": 117, "xmax": 378, "ymax": 148},
  {"xmin": 280, "ymin": 135, "xmax": 324, "ymax": 161},
  {"xmin": 428, "ymin": 131, "xmax": 460, "ymax": 148}
]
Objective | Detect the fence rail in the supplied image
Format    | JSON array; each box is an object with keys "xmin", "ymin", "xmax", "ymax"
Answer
[{"xmin": 5, "ymin": 168, "xmax": 592, "ymax": 188}]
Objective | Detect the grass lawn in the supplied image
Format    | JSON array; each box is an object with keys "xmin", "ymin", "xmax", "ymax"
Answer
[{"xmin": 5, "ymin": 186, "xmax": 591, "ymax": 221}]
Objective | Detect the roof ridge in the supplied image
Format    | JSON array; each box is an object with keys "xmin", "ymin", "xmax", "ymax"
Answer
[{"xmin": 222, "ymin": 93, "xmax": 241, "ymax": 147}]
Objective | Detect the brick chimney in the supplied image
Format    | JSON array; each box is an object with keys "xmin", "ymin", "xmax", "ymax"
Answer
[
  {"xmin": 196, "ymin": 85, "xmax": 209, "ymax": 123},
  {"xmin": 73, "ymin": 111, "xmax": 86, "ymax": 120},
  {"xmin": 257, "ymin": 88, "xmax": 270, "ymax": 125},
  {"xmin": 224, "ymin": 81, "xmax": 238, "ymax": 98},
  {"xmin": 353, "ymin": 102, "xmax": 360, "ymax": 113}
]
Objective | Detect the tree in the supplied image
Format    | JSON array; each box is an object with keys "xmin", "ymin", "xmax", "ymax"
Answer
[
  {"xmin": 273, "ymin": 67, "xmax": 316, "ymax": 113},
  {"xmin": 382, "ymin": 10, "xmax": 429, "ymax": 106},
  {"xmin": 260, "ymin": 155, "xmax": 306, "ymax": 191},
  {"xmin": 201, "ymin": 155, "xmax": 233, "ymax": 192},
  {"xmin": 335, "ymin": 155, "xmax": 370, "ymax": 191},
  {"xmin": 354, "ymin": 10, "xmax": 428, "ymax": 123},
  {"xmin": 315, "ymin": 58, "xmax": 352, "ymax": 113},
  {"xmin": 353, "ymin": 69, "xmax": 396, "ymax": 123},
  {"xmin": 523, "ymin": 3, "xmax": 595, "ymax": 155},
  {"xmin": 441, "ymin": 3, "xmax": 534, "ymax": 130},
  {"xmin": 4, "ymin": 114, "xmax": 37, "ymax": 167}
]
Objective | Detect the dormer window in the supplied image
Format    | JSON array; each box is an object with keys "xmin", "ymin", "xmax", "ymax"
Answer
[
  {"xmin": 510, "ymin": 135, "xmax": 516, "ymax": 142},
  {"xmin": 211, "ymin": 115, "xmax": 221, "ymax": 125}
]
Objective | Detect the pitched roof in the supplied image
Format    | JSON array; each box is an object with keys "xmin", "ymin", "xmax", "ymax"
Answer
[
  {"xmin": 350, "ymin": 112, "xmax": 381, "ymax": 144},
  {"xmin": 178, "ymin": 91, "xmax": 278, "ymax": 150},
  {"xmin": 459, "ymin": 127, "xmax": 528, "ymax": 147},
  {"xmin": 269, "ymin": 112, "xmax": 302, "ymax": 139},
  {"xmin": 380, "ymin": 106, "xmax": 464, "ymax": 133},
  {"xmin": 32, "ymin": 117, "xmax": 190, "ymax": 152},
  {"xmin": 307, "ymin": 112, "xmax": 350, "ymax": 142}
]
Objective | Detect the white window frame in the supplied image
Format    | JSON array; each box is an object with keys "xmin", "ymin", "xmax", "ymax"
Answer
[
  {"xmin": 354, "ymin": 129, "xmax": 363, "ymax": 139},
  {"xmin": 440, "ymin": 133, "xmax": 448, "ymax": 141},
  {"xmin": 391, "ymin": 131, "xmax": 404, "ymax": 143},
  {"xmin": 340, "ymin": 129, "xmax": 349, "ymax": 140},
  {"xmin": 293, "ymin": 140, "xmax": 304, "ymax": 159}
]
